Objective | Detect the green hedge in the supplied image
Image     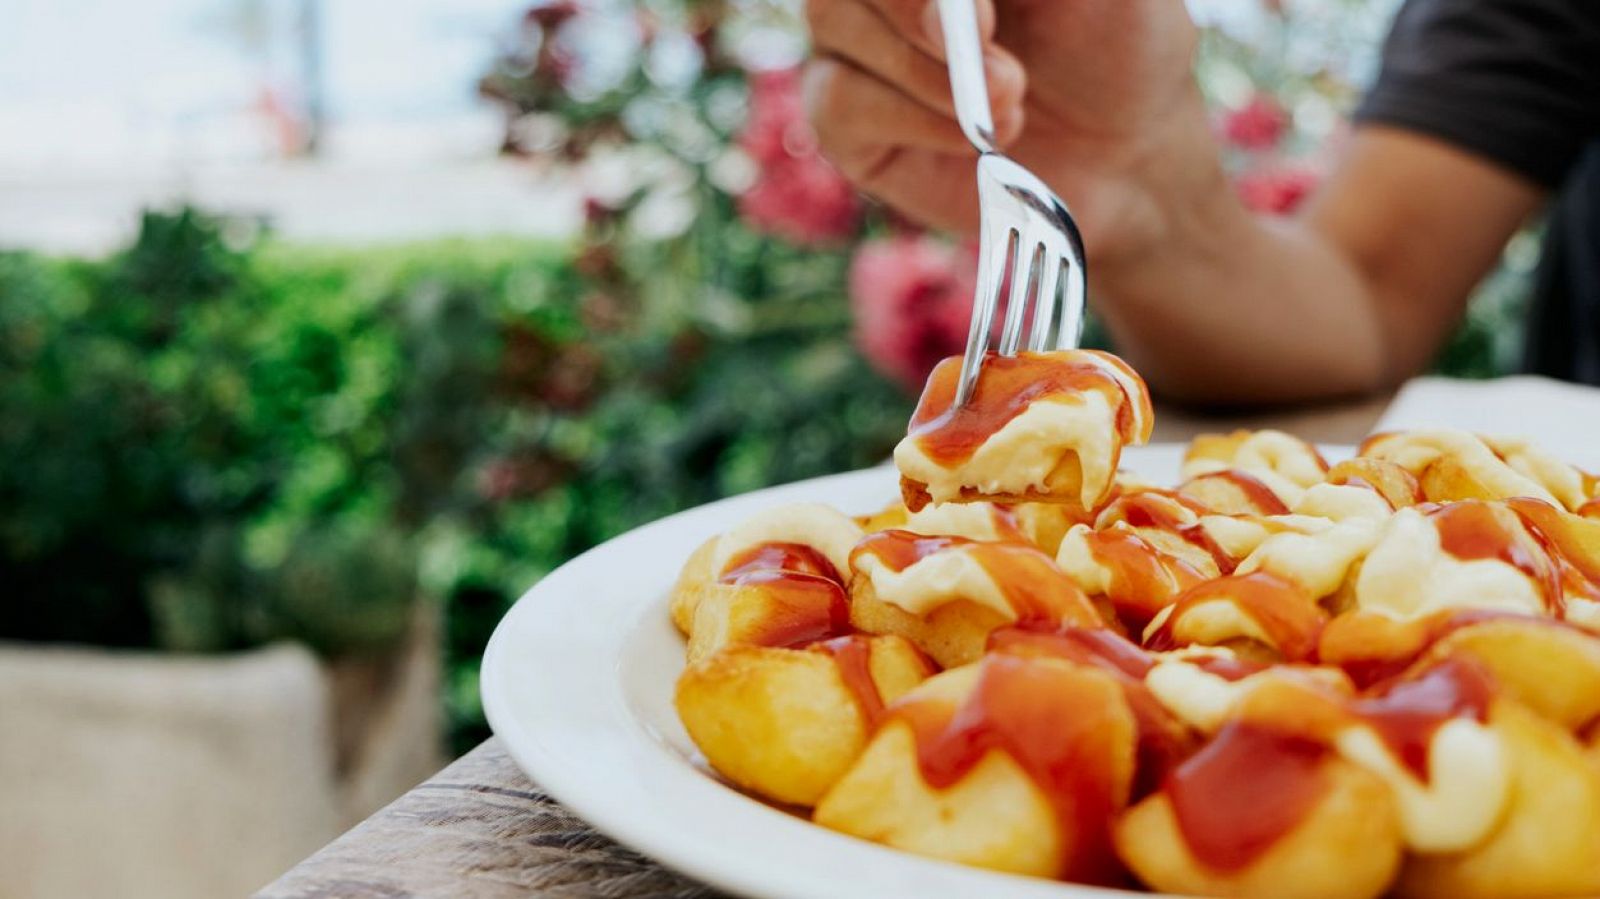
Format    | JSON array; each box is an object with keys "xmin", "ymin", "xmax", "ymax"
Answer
[{"xmin": 0, "ymin": 209, "xmax": 913, "ymax": 750}]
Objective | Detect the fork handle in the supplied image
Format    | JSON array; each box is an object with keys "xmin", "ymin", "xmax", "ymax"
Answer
[{"xmin": 936, "ymin": 0, "xmax": 996, "ymax": 154}]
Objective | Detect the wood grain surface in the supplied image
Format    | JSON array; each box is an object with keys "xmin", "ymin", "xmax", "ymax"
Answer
[{"xmin": 255, "ymin": 740, "xmax": 720, "ymax": 899}]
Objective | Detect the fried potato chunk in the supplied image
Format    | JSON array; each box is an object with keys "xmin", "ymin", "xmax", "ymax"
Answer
[
  {"xmin": 670, "ymin": 537, "xmax": 719, "ymax": 635},
  {"xmin": 1114, "ymin": 751, "xmax": 1401, "ymax": 899},
  {"xmin": 1394, "ymin": 702, "xmax": 1600, "ymax": 899},
  {"xmin": 894, "ymin": 351, "xmax": 1152, "ymax": 514},
  {"xmin": 670, "ymin": 503, "xmax": 863, "ymax": 637},
  {"xmin": 1182, "ymin": 429, "xmax": 1329, "ymax": 507},
  {"xmin": 848, "ymin": 532, "xmax": 1101, "ymax": 668},
  {"xmin": 815, "ymin": 657, "xmax": 1136, "ymax": 882},
  {"xmin": 685, "ymin": 573, "xmax": 850, "ymax": 663},
  {"xmin": 674, "ymin": 636, "xmax": 931, "ymax": 807},
  {"xmin": 1422, "ymin": 619, "xmax": 1600, "ymax": 731}
]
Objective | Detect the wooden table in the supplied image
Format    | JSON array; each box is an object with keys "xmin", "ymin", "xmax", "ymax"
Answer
[{"xmin": 257, "ymin": 395, "xmax": 1392, "ymax": 899}]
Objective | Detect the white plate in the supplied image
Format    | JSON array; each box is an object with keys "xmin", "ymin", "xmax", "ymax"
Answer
[{"xmin": 482, "ymin": 444, "xmax": 1348, "ymax": 898}]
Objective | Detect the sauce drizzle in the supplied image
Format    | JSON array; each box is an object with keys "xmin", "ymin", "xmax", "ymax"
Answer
[
  {"xmin": 1146, "ymin": 571, "xmax": 1325, "ymax": 661},
  {"xmin": 1166, "ymin": 723, "xmax": 1331, "ymax": 872},
  {"xmin": 809, "ymin": 635, "xmax": 889, "ymax": 726},
  {"xmin": 721, "ymin": 570, "xmax": 851, "ymax": 648},
  {"xmin": 852, "ymin": 530, "xmax": 1101, "ymax": 627},
  {"xmin": 720, "ymin": 542, "xmax": 841, "ymax": 584},
  {"xmin": 889, "ymin": 653, "xmax": 1132, "ymax": 883},
  {"xmin": 906, "ymin": 352, "xmax": 1148, "ymax": 467},
  {"xmin": 1350, "ymin": 658, "xmax": 1495, "ymax": 782},
  {"xmin": 1428, "ymin": 501, "xmax": 1564, "ymax": 615}
]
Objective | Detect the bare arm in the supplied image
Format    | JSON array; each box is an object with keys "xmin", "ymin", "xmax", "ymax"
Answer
[
  {"xmin": 804, "ymin": 0, "xmax": 1546, "ymax": 406},
  {"xmin": 1096, "ymin": 123, "xmax": 1545, "ymax": 404}
]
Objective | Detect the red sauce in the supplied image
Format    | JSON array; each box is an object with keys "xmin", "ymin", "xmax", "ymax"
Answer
[
  {"xmin": 1428, "ymin": 501, "xmax": 1564, "ymax": 615},
  {"xmin": 986, "ymin": 625, "xmax": 1197, "ymax": 800},
  {"xmin": 809, "ymin": 635, "xmax": 889, "ymax": 727},
  {"xmin": 1146, "ymin": 572, "xmax": 1325, "ymax": 662},
  {"xmin": 890, "ymin": 654, "xmax": 1131, "ymax": 883},
  {"xmin": 1507, "ymin": 496, "xmax": 1600, "ymax": 593},
  {"xmin": 722, "ymin": 570, "xmax": 851, "ymax": 648},
  {"xmin": 1166, "ymin": 723, "xmax": 1332, "ymax": 872},
  {"xmin": 1350, "ymin": 658, "xmax": 1495, "ymax": 782},
  {"xmin": 851, "ymin": 530, "xmax": 1101, "ymax": 628},
  {"xmin": 1081, "ymin": 529, "xmax": 1208, "ymax": 630},
  {"xmin": 989, "ymin": 624, "xmax": 1154, "ymax": 679},
  {"xmin": 906, "ymin": 351, "xmax": 1149, "ymax": 467},
  {"xmin": 851, "ymin": 529, "xmax": 965, "ymax": 573},
  {"xmin": 1101, "ymin": 491, "xmax": 1208, "ymax": 528},
  {"xmin": 1190, "ymin": 654, "xmax": 1270, "ymax": 682},
  {"xmin": 720, "ymin": 542, "xmax": 841, "ymax": 584},
  {"xmin": 1579, "ymin": 711, "xmax": 1600, "ymax": 745},
  {"xmin": 987, "ymin": 504, "xmax": 1029, "ymax": 542},
  {"xmin": 1099, "ymin": 491, "xmax": 1238, "ymax": 575},
  {"xmin": 1189, "ymin": 470, "xmax": 1291, "ymax": 515}
]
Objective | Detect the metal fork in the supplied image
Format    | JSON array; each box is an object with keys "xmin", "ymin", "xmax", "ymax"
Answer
[{"xmin": 936, "ymin": 0, "xmax": 1088, "ymax": 406}]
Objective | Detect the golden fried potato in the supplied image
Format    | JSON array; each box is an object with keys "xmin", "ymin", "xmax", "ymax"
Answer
[
  {"xmin": 1182, "ymin": 430, "xmax": 1329, "ymax": 507},
  {"xmin": 674, "ymin": 637, "xmax": 931, "ymax": 807},
  {"xmin": 1360, "ymin": 430, "xmax": 1562, "ymax": 508},
  {"xmin": 1325, "ymin": 458, "xmax": 1423, "ymax": 510},
  {"xmin": 894, "ymin": 352, "xmax": 1152, "ymax": 515},
  {"xmin": 1114, "ymin": 752, "xmax": 1401, "ymax": 899},
  {"xmin": 1394, "ymin": 702, "xmax": 1600, "ymax": 899},
  {"xmin": 685, "ymin": 574, "xmax": 849, "ymax": 663},
  {"xmin": 900, "ymin": 455, "xmax": 1095, "ymax": 515},
  {"xmin": 672, "ymin": 504, "xmax": 864, "ymax": 643},
  {"xmin": 670, "ymin": 537, "xmax": 718, "ymax": 635},
  {"xmin": 848, "ymin": 534, "xmax": 1102, "ymax": 668},
  {"xmin": 848, "ymin": 587, "xmax": 1009, "ymax": 669},
  {"xmin": 896, "ymin": 500, "xmax": 1072, "ymax": 553},
  {"xmin": 1417, "ymin": 457, "xmax": 1506, "ymax": 506},
  {"xmin": 1508, "ymin": 496, "xmax": 1600, "ymax": 582},
  {"xmin": 816, "ymin": 707, "xmax": 1064, "ymax": 877},
  {"xmin": 815, "ymin": 657, "xmax": 1136, "ymax": 882},
  {"xmin": 1178, "ymin": 470, "xmax": 1291, "ymax": 516},
  {"xmin": 856, "ymin": 500, "xmax": 909, "ymax": 533},
  {"xmin": 1423, "ymin": 619, "xmax": 1600, "ymax": 730}
]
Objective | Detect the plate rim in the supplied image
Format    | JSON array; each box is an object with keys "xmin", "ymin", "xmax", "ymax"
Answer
[{"xmin": 482, "ymin": 445, "xmax": 1351, "ymax": 898}]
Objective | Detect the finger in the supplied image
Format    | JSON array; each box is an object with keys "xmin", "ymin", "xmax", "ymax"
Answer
[
  {"xmin": 805, "ymin": 57, "xmax": 974, "ymax": 167},
  {"xmin": 810, "ymin": 0, "xmax": 1025, "ymax": 124},
  {"xmin": 804, "ymin": 61, "xmax": 986, "ymax": 232},
  {"xmin": 856, "ymin": 147, "xmax": 983, "ymax": 232}
]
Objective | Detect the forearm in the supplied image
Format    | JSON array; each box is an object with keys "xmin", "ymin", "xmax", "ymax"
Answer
[
  {"xmin": 1095, "ymin": 188, "xmax": 1388, "ymax": 406},
  {"xmin": 1081, "ymin": 91, "xmax": 1551, "ymax": 408}
]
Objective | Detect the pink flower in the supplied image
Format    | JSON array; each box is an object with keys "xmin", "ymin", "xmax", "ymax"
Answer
[
  {"xmin": 850, "ymin": 236, "xmax": 977, "ymax": 389},
  {"xmin": 1222, "ymin": 94, "xmax": 1289, "ymax": 151},
  {"xmin": 1235, "ymin": 165, "xmax": 1319, "ymax": 215},
  {"xmin": 525, "ymin": 1, "xmax": 579, "ymax": 32},
  {"xmin": 736, "ymin": 68, "xmax": 862, "ymax": 245}
]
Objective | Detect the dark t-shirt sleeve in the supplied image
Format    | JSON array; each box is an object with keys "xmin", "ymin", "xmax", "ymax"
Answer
[{"xmin": 1356, "ymin": 0, "xmax": 1600, "ymax": 189}]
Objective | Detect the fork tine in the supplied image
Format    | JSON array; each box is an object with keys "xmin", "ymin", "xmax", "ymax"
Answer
[
  {"xmin": 1056, "ymin": 257, "xmax": 1086, "ymax": 349},
  {"xmin": 1027, "ymin": 248, "xmax": 1059, "ymax": 351},
  {"xmin": 996, "ymin": 231, "xmax": 1033, "ymax": 356},
  {"xmin": 954, "ymin": 217, "xmax": 1011, "ymax": 405}
]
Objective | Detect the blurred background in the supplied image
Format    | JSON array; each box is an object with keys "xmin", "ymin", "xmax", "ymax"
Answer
[{"xmin": 0, "ymin": 0, "xmax": 1539, "ymax": 895}]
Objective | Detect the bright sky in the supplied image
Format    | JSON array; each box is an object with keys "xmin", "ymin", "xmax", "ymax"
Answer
[{"xmin": 0, "ymin": 0, "xmax": 530, "ymax": 170}]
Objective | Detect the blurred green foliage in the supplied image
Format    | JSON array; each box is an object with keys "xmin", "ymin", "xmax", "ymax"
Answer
[
  {"xmin": 0, "ymin": 208, "xmax": 912, "ymax": 749},
  {"xmin": 0, "ymin": 204, "xmax": 1527, "ymax": 751}
]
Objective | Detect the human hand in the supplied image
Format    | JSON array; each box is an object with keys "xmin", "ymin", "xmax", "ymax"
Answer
[{"xmin": 804, "ymin": 0, "xmax": 1208, "ymax": 266}]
